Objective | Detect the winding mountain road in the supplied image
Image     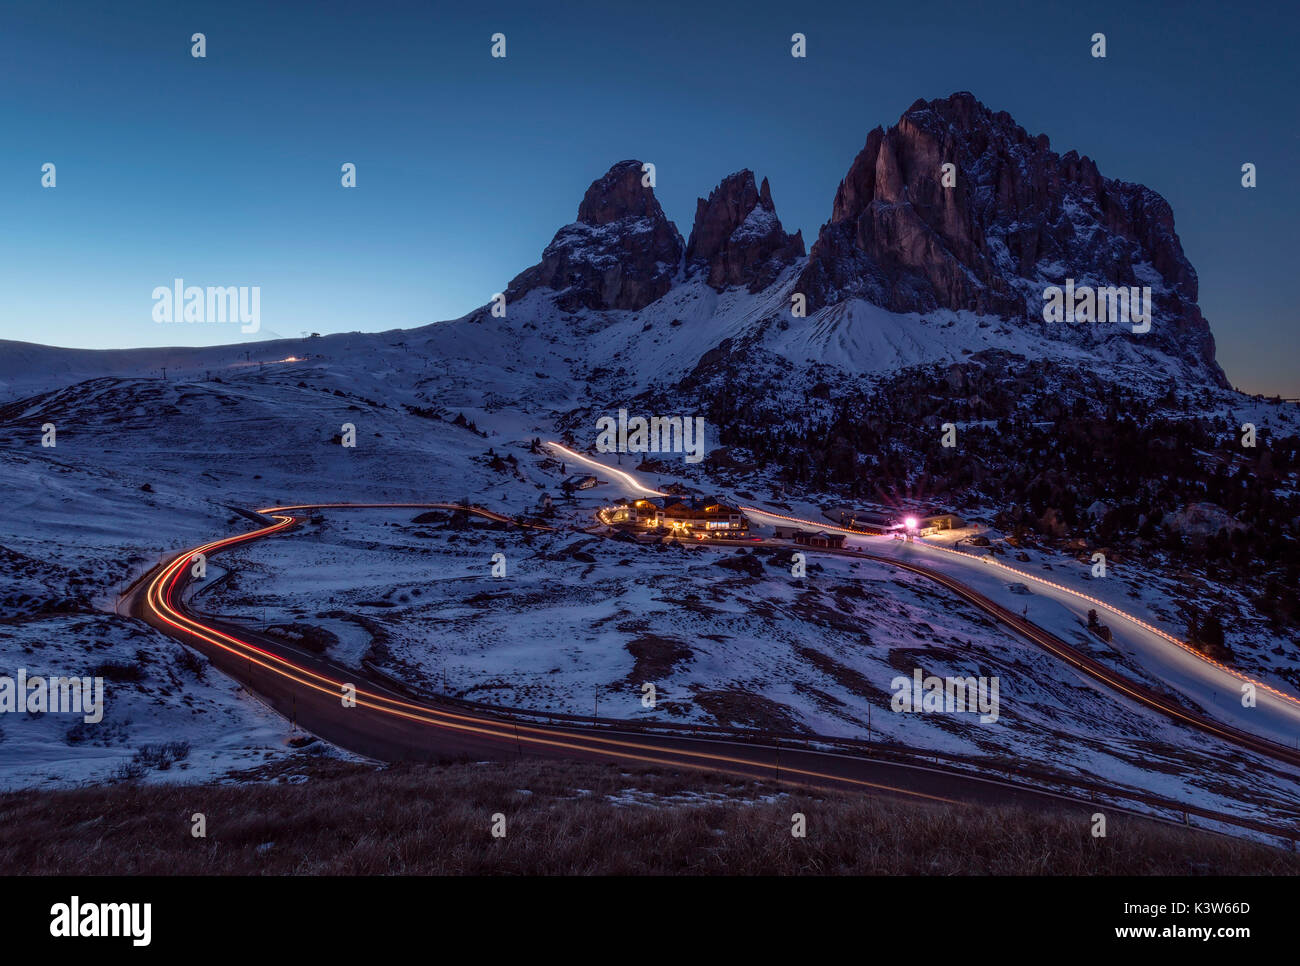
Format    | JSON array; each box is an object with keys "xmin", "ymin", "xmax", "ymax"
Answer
[
  {"xmin": 551, "ymin": 441, "xmax": 1300, "ymax": 761},
  {"xmin": 117, "ymin": 492, "xmax": 1300, "ymax": 843},
  {"xmin": 119, "ymin": 507, "xmax": 1013, "ymax": 807}
]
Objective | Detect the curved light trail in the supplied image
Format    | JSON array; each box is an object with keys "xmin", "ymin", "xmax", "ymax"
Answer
[
  {"xmin": 116, "ymin": 488, "xmax": 1300, "ymax": 841},
  {"xmin": 135, "ymin": 507, "xmax": 968, "ymax": 804}
]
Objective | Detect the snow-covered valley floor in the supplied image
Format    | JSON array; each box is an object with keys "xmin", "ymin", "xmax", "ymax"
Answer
[
  {"xmin": 180, "ymin": 504, "xmax": 1300, "ymax": 833},
  {"xmin": 0, "ymin": 344, "xmax": 1296, "ymax": 842}
]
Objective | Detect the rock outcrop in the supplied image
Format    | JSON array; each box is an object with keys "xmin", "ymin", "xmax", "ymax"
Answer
[
  {"xmin": 795, "ymin": 92, "xmax": 1225, "ymax": 384},
  {"xmin": 685, "ymin": 170, "xmax": 804, "ymax": 292},
  {"xmin": 507, "ymin": 160, "xmax": 684, "ymax": 311}
]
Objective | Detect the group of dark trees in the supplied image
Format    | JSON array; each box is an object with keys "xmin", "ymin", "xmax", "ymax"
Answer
[
  {"xmin": 685, "ymin": 352, "xmax": 1300, "ymax": 634},
  {"xmin": 1186, "ymin": 609, "xmax": 1231, "ymax": 660}
]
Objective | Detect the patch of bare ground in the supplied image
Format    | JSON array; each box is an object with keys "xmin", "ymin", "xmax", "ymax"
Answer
[
  {"xmin": 263, "ymin": 622, "xmax": 339, "ymax": 654},
  {"xmin": 796, "ymin": 646, "xmax": 892, "ymax": 703},
  {"xmin": 692, "ymin": 688, "xmax": 808, "ymax": 733},
  {"xmin": 625, "ymin": 634, "xmax": 693, "ymax": 682},
  {"xmin": 0, "ymin": 758, "xmax": 1295, "ymax": 875}
]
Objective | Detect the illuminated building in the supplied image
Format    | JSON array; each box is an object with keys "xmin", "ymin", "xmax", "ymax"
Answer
[{"xmin": 605, "ymin": 496, "xmax": 748, "ymax": 536}]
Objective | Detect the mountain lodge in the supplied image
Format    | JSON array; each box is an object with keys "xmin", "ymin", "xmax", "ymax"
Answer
[{"xmin": 606, "ymin": 496, "xmax": 749, "ymax": 537}]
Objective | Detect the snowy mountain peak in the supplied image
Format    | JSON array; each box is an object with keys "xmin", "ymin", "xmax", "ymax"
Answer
[
  {"xmin": 506, "ymin": 160, "xmax": 685, "ymax": 312},
  {"xmin": 685, "ymin": 169, "xmax": 805, "ymax": 293},
  {"xmin": 575, "ymin": 159, "xmax": 668, "ymax": 226},
  {"xmin": 795, "ymin": 91, "xmax": 1226, "ymax": 385}
]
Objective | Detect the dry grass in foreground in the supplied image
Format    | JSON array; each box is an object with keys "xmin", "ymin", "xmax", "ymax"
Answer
[{"xmin": 0, "ymin": 756, "xmax": 1294, "ymax": 875}]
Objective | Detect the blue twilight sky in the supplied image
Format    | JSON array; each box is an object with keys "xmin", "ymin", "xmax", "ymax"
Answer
[{"xmin": 1, "ymin": 0, "xmax": 1296, "ymax": 394}]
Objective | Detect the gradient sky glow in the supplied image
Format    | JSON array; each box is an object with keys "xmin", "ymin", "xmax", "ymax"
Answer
[{"xmin": 2, "ymin": 0, "xmax": 1297, "ymax": 394}]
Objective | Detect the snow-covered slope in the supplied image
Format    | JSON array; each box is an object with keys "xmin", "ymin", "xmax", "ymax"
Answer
[{"xmin": 1, "ymin": 92, "xmax": 1292, "ymax": 821}]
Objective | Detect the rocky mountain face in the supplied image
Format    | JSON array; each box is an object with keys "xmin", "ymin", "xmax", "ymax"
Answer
[
  {"xmin": 507, "ymin": 160, "xmax": 685, "ymax": 311},
  {"xmin": 685, "ymin": 170, "xmax": 805, "ymax": 292},
  {"xmin": 507, "ymin": 162, "xmax": 805, "ymax": 311},
  {"xmin": 502, "ymin": 94, "xmax": 1223, "ymax": 387},
  {"xmin": 795, "ymin": 92, "xmax": 1224, "ymax": 384}
]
